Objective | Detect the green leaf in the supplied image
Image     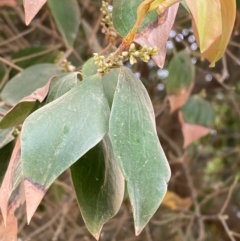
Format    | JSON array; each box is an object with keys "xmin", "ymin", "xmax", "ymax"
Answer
[
  {"xmin": 0, "ymin": 141, "xmax": 15, "ymax": 185},
  {"xmin": 45, "ymin": 72, "xmax": 80, "ymax": 104},
  {"xmin": 48, "ymin": 0, "xmax": 80, "ymax": 47},
  {"xmin": 82, "ymin": 58, "xmax": 119, "ymax": 107},
  {"xmin": 10, "ymin": 46, "xmax": 59, "ymax": 78},
  {"xmin": 82, "ymin": 58, "xmax": 98, "ymax": 77},
  {"xmin": 0, "ymin": 64, "xmax": 62, "ymax": 106},
  {"xmin": 181, "ymin": 95, "xmax": 215, "ymax": 126},
  {"xmin": 0, "ymin": 111, "xmax": 14, "ymax": 147},
  {"xmin": 0, "ymin": 62, "xmax": 6, "ymax": 83},
  {"xmin": 112, "ymin": 0, "xmax": 158, "ymax": 37},
  {"xmin": 71, "ymin": 134, "xmax": 124, "ymax": 239},
  {"xmin": 166, "ymin": 50, "xmax": 195, "ymax": 94},
  {"xmin": 21, "ymin": 74, "xmax": 110, "ymax": 222},
  {"xmin": 109, "ymin": 67, "xmax": 170, "ymax": 235}
]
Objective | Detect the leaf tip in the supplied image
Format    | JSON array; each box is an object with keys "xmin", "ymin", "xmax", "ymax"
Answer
[
  {"xmin": 92, "ymin": 232, "xmax": 101, "ymax": 240},
  {"xmin": 24, "ymin": 178, "xmax": 46, "ymax": 223},
  {"xmin": 135, "ymin": 226, "xmax": 144, "ymax": 236}
]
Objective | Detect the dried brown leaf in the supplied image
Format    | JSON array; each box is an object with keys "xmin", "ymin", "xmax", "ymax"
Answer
[
  {"xmin": 23, "ymin": 0, "xmax": 47, "ymax": 25},
  {"xmin": 178, "ymin": 111, "xmax": 211, "ymax": 148},
  {"xmin": 134, "ymin": 3, "xmax": 179, "ymax": 68},
  {"xmin": 168, "ymin": 82, "xmax": 193, "ymax": 113}
]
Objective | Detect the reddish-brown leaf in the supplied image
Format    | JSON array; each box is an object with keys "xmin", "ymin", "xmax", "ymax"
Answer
[
  {"xmin": 178, "ymin": 111, "xmax": 211, "ymax": 148},
  {"xmin": 0, "ymin": 136, "xmax": 21, "ymax": 224},
  {"xmin": 0, "ymin": 0, "xmax": 17, "ymax": 7},
  {"xmin": 0, "ymin": 183, "xmax": 24, "ymax": 241},
  {"xmin": 24, "ymin": 178, "xmax": 46, "ymax": 224},
  {"xmin": 23, "ymin": 0, "xmax": 47, "ymax": 25},
  {"xmin": 168, "ymin": 82, "xmax": 193, "ymax": 113},
  {"xmin": 0, "ymin": 212, "xmax": 17, "ymax": 241},
  {"xmin": 134, "ymin": 3, "xmax": 179, "ymax": 68}
]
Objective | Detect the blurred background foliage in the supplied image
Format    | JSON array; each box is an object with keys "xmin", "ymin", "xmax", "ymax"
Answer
[{"xmin": 0, "ymin": 0, "xmax": 240, "ymax": 240}]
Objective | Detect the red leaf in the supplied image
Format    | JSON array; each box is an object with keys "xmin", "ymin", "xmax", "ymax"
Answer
[
  {"xmin": 0, "ymin": 137, "xmax": 21, "ymax": 224},
  {"xmin": 24, "ymin": 178, "xmax": 46, "ymax": 224},
  {"xmin": 23, "ymin": 0, "xmax": 47, "ymax": 25},
  {"xmin": 134, "ymin": 3, "xmax": 179, "ymax": 68},
  {"xmin": 0, "ymin": 213, "xmax": 18, "ymax": 241},
  {"xmin": 168, "ymin": 82, "xmax": 193, "ymax": 113},
  {"xmin": 0, "ymin": 0, "xmax": 17, "ymax": 7},
  {"xmin": 178, "ymin": 111, "xmax": 211, "ymax": 148}
]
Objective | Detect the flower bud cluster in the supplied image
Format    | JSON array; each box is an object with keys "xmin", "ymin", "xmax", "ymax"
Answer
[
  {"xmin": 100, "ymin": 1, "xmax": 113, "ymax": 27},
  {"xmin": 54, "ymin": 52, "xmax": 76, "ymax": 72},
  {"xmin": 94, "ymin": 43, "xmax": 158, "ymax": 74},
  {"xmin": 122, "ymin": 43, "xmax": 158, "ymax": 64},
  {"xmin": 93, "ymin": 53, "xmax": 123, "ymax": 74},
  {"xmin": 100, "ymin": 1, "xmax": 118, "ymax": 42}
]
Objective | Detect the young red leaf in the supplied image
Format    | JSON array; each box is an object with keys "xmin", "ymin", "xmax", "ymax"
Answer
[
  {"xmin": 23, "ymin": 0, "xmax": 47, "ymax": 25},
  {"xmin": 134, "ymin": 3, "xmax": 179, "ymax": 68},
  {"xmin": 0, "ymin": 136, "xmax": 22, "ymax": 225},
  {"xmin": 179, "ymin": 111, "xmax": 211, "ymax": 148},
  {"xmin": 0, "ymin": 0, "xmax": 17, "ymax": 7},
  {"xmin": 168, "ymin": 83, "xmax": 193, "ymax": 113},
  {"xmin": 0, "ymin": 211, "xmax": 18, "ymax": 241},
  {"xmin": 179, "ymin": 95, "xmax": 215, "ymax": 148},
  {"xmin": 0, "ymin": 183, "xmax": 24, "ymax": 241}
]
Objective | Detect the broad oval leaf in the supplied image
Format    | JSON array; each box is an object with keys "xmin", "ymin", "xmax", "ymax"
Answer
[
  {"xmin": 48, "ymin": 0, "xmax": 80, "ymax": 47},
  {"xmin": 45, "ymin": 72, "xmax": 80, "ymax": 104},
  {"xmin": 0, "ymin": 80, "xmax": 52, "ymax": 129},
  {"xmin": 0, "ymin": 73, "xmax": 79, "ymax": 129},
  {"xmin": 71, "ymin": 134, "xmax": 124, "ymax": 239},
  {"xmin": 21, "ymin": 74, "xmax": 110, "ymax": 222},
  {"xmin": 181, "ymin": 95, "xmax": 215, "ymax": 127},
  {"xmin": 82, "ymin": 58, "xmax": 119, "ymax": 107},
  {"xmin": 109, "ymin": 67, "xmax": 170, "ymax": 235},
  {"xmin": 112, "ymin": 0, "xmax": 158, "ymax": 37},
  {"xmin": 185, "ymin": 0, "xmax": 222, "ymax": 52},
  {"xmin": 166, "ymin": 50, "xmax": 195, "ymax": 112},
  {"xmin": 166, "ymin": 50, "xmax": 195, "ymax": 94},
  {"xmin": 0, "ymin": 64, "xmax": 62, "ymax": 106}
]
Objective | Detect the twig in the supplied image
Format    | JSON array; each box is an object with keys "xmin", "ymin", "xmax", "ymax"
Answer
[
  {"xmin": 157, "ymin": 127, "xmax": 182, "ymax": 157},
  {"xmin": 219, "ymin": 177, "xmax": 238, "ymax": 215},
  {"xmin": 181, "ymin": 157, "xmax": 205, "ymax": 241},
  {"xmin": 226, "ymin": 49, "xmax": 240, "ymax": 66},
  {"xmin": 218, "ymin": 215, "xmax": 236, "ymax": 241},
  {"xmin": 0, "ymin": 56, "xmax": 23, "ymax": 72}
]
